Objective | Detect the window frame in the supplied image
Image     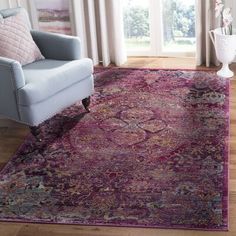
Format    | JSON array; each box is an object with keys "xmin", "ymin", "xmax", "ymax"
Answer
[{"xmin": 124, "ymin": 0, "xmax": 196, "ymax": 57}]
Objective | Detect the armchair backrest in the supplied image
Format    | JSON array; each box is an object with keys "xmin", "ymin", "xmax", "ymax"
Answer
[{"xmin": 0, "ymin": 7, "xmax": 31, "ymax": 29}]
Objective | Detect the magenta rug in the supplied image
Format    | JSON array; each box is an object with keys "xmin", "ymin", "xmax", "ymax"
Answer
[{"xmin": 0, "ymin": 68, "xmax": 229, "ymax": 230}]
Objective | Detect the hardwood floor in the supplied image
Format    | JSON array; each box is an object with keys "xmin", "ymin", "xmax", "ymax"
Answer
[{"xmin": 0, "ymin": 57, "xmax": 235, "ymax": 236}]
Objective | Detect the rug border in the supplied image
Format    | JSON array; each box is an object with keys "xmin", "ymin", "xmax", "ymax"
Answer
[
  {"xmin": 95, "ymin": 66, "xmax": 218, "ymax": 72},
  {"xmin": 0, "ymin": 218, "xmax": 228, "ymax": 232},
  {"xmin": 225, "ymin": 78, "xmax": 231, "ymax": 230},
  {"xmin": 0, "ymin": 66, "xmax": 104, "ymax": 177},
  {"xmin": 0, "ymin": 133, "xmax": 32, "ymax": 176}
]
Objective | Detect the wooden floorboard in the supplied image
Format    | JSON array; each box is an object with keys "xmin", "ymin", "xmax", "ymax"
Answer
[{"xmin": 0, "ymin": 57, "xmax": 235, "ymax": 236}]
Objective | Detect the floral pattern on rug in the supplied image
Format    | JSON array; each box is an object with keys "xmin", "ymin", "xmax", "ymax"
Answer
[{"xmin": 0, "ymin": 68, "xmax": 229, "ymax": 230}]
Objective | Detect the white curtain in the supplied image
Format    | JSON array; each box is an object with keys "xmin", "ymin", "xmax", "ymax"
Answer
[
  {"xmin": 195, "ymin": 0, "xmax": 219, "ymax": 67},
  {"xmin": 196, "ymin": 0, "xmax": 233, "ymax": 67},
  {"xmin": 7, "ymin": 0, "xmax": 22, "ymax": 8},
  {"xmin": 73, "ymin": 0, "xmax": 127, "ymax": 67}
]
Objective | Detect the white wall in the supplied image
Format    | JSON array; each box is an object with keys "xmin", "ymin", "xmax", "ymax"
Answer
[
  {"xmin": 0, "ymin": 0, "xmax": 28, "ymax": 10},
  {"xmin": 0, "ymin": 0, "xmax": 9, "ymax": 9},
  {"xmin": 225, "ymin": 0, "xmax": 236, "ymax": 62},
  {"xmin": 232, "ymin": 2, "xmax": 236, "ymax": 29}
]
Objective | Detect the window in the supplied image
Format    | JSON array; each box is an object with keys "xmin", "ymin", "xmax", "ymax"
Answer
[
  {"xmin": 161, "ymin": 0, "xmax": 196, "ymax": 55},
  {"xmin": 122, "ymin": 0, "xmax": 196, "ymax": 57},
  {"xmin": 123, "ymin": 0, "xmax": 151, "ymax": 55}
]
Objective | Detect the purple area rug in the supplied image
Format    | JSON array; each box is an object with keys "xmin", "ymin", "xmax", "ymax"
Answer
[{"xmin": 0, "ymin": 68, "xmax": 229, "ymax": 230}]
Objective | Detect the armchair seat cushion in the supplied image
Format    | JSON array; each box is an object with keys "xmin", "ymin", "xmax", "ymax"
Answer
[{"xmin": 18, "ymin": 58, "xmax": 93, "ymax": 106}]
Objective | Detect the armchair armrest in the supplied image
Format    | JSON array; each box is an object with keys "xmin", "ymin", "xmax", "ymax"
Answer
[
  {"xmin": 0, "ymin": 57, "xmax": 25, "ymax": 121},
  {"xmin": 31, "ymin": 30, "xmax": 82, "ymax": 60},
  {"xmin": 0, "ymin": 57, "xmax": 25, "ymax": 90}
]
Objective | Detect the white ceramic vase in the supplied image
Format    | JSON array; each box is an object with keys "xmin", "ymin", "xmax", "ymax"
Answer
[{"xmin": 209, "ymin": 28, "xmax": 236, "ymax": 78}]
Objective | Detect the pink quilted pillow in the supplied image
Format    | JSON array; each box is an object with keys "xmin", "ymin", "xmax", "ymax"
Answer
[{"xmin": 0, "ymin": 11, "xmax": 44, "ymax": 65}]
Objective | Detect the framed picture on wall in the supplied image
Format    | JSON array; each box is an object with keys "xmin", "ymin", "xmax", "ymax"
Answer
[{"xmin": 28, "ymin": 0, "xmax": 75, "ymax": 35}]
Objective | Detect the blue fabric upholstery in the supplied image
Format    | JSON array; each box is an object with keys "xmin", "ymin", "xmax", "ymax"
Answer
[
  {"xmin": 0, "ymin": 7, "xmax": 94, "ymax": 126},
  {"xmin": 31, "ymin": 30, "xmax": 82, "ymax": 60},
  {"xmin": 0, "ymin": 57, "xmax": 25, "ymax": 121},
  {"xmin": 19, "ymin": 76, "xmax": 94, "ymax": 126},
  {"xmin": 0, "ymin": 57, "xmax": 25, "ymax": 89},
  {"xmin": 19, "ymin": 58, "xmax": 93, "ymax": 105},
  {"xmin": 0, "ymin": 7, "xmax": 22, "ymax": 17}
]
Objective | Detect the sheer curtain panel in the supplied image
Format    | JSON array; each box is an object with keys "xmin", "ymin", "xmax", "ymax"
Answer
[
  {"xmin": 72, "ymin": 0, "xmax": 127, "ymax": 66},
  {"xmin": 195, "ymin": 0, "xmax": 219, "ymax": 67},
  {"xmin": 195, "ymin": 0, "xmax": 234, "ymax": 67}
]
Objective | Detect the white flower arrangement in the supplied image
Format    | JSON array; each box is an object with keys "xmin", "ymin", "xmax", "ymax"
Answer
[{"xmin": 215, "ymin": 0, "xmax": 233, "ymax": 35}]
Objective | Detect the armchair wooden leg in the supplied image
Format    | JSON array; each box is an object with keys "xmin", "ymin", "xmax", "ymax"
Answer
[
  {"xmin": 30, "ymin": 126, "xmax": 42, "ymax": 142},
  {"xmin": 82, "ymin": 97, "xmax": 91, "ymax": 112}
]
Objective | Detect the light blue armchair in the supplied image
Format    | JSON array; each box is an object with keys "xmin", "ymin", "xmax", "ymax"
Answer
[{"xmin": 0, "ymin": 8, "xmax": 94, "ymax": 139}]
